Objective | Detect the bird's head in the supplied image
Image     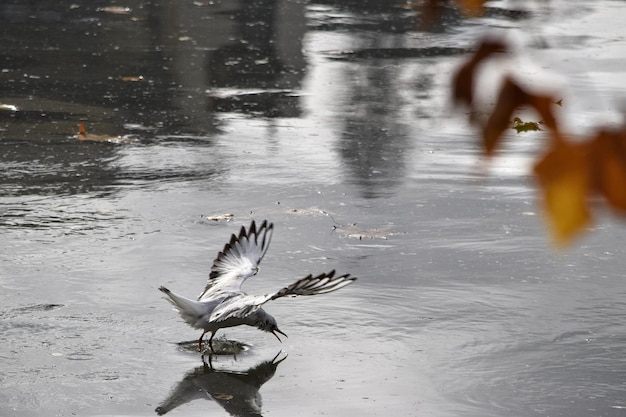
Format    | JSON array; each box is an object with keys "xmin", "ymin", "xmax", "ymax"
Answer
[{"xmin": 257, "ymin": 314, "xmax": 287, "ymax": 342}]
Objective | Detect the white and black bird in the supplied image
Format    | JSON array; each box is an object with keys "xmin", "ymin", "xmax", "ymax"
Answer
[{"xmin": 159, "ymin": 220, "xmax": 356, "ymax": 353}]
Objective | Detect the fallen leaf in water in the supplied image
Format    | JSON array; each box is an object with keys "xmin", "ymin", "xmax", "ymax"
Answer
[
  {"xmin": 333, "ymin": 224, "xmax": 397, "ymax": 240},
  {"xmin": 75, "ymin": 121, "xmax": 130, "ymax": 143},
  {"xmin": 512, "ymin": 117, "xmax": 542, "ymax": 133},
  {"xmin": 456, "ymin": 0, "xmax": 488, "ymax": 16},
  {"xmin": 98, "ymin": 6, "xmax": 131, "ymax": 15},
  {"xmin": 0, "ymin": 103, "xmax": 19, "ymax": 112},
  {"xmin": 121, "ymin": 75, "xmax": 144, "ymax": 82},
  {"xmin": 205, "ymin": 213, "xmax": 234, "ymax": 221},
  {"xmin": 418, "ymin": 0, "xmax": 487, "ymax": 29}
]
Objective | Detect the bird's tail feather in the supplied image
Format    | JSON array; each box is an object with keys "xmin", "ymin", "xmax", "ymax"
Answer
[{"xmin": 159, "ymin": 286, "xmax": 206, "ymax": 329}]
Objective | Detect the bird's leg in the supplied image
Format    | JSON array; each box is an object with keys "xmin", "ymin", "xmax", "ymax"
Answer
[
  {"xmin": 198, "ymin": 330, "xmax": 207, "ymax": 352},
  {"xmin": 201, "ymin": 351, "xmax": 214, "ymax": 369},
  {"xmin": 208, "ymin": 332, "xmax": 216, "ymax": 354}
]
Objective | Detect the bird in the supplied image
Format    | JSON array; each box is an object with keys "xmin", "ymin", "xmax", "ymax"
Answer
[
  {"xmin": 159, "ymin": 219, "xmax": 356, "ymax": 354},
  {"xmin": 155, "ymin": 352, "xmax": 287, "ymax": 415}
]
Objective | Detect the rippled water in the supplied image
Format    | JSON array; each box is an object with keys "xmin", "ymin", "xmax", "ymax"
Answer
[{"xmin": 2, "ymin": 1, "xmax": 626, "ymax": 416}]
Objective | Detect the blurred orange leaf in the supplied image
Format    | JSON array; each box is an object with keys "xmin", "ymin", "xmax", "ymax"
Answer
[
  {"xmin": 452, "ymin": 38, "xmax": 508, "ymax": 110},
  {"xmin": 590, "ymin": 128, "xmax": 626, "ymax": 214},
  {"xmin": 533, "ymin": 138, "xmax": 591, "ymax": 247},
  {"xmin": 483, "ymin": 77, "xmax": 527, "ymax": 154},
  {"xmin": 483, "ymin": 77, "xmax": 558, "ymax": 155}
]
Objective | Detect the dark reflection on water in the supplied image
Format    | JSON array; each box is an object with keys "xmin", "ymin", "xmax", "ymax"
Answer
[
  {"xmin": 0, "ymin": 0, "xmax": 470, "ymax": 199},
  {"xmin": 156, "ymin": 352, "xmax": 286, "ymax": 416},
  {"xmin": 0, "ymin": 0, "xmax": 306, "ymax": 137},
  {"xmin": 0, "ymin": 138, "xmax": 120, "ymax": 197}
]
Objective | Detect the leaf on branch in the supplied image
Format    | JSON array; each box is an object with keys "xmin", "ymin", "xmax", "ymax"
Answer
[
  {"xmin": 452, "ymin": 38, "xmax": 508, "ymax": 110},
  {"xmin": 589, "ymin": 128, "xmax": 626, "ymax": 214},
  {"xmin": 533, "ymin": 138, "xmax": 591, "ymax": 247}
]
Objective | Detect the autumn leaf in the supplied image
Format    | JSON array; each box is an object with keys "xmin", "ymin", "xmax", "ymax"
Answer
[
  {"xmin": 529, "ymin": 93, "xmax": 558, "ymax": 131},
  {"xmin": 456, "ymin": 0, "xmax": 488, "ymax": 16},
  {"xmin": 589, "ymin": 128, "xmax": 626, "ymax": 214},
  {"xmin": 483, "ymin": 77, "xmax": 558, "ymax": 155},
  {"xmin": 512, "ymin": 117, "xmax": 542, "ymax": 133},
  {"xmin": 533, "ymin": 138, "xmax": 591, "ymax": 247},
  {"xmin": 121, "ymin": 75, "xmax": 144, "ymax": 82},
  {"xmin": 419, "ymin": 0, "xmax": 488, "ymax": 28},
  {"xmin": 483, "ymin": 78, "xmax": 528, "ymax": 154},
  {"xmin": 452, "ymin": 38, "xmax": 508, "ymax": 110},
  {"xmin": 76, "ymin": 121, "xmax": 128, "ymax": 143}
]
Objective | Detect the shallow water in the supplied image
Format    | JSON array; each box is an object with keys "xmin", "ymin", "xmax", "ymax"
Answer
[{"xmin": 2, "ymin": 1, "xmax": 626, "ymax": 416}]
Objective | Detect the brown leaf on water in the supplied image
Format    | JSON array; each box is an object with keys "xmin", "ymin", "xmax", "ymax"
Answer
[
  {"xmin": 589, "ymin": 128, "xmax": 626, "ymax": 214},
  {"xmin": 452, "ymin": 38, "xmax": 508, "ymax": 110},
  {"xmin": 76, "ymin": 121, "xmax": 125, "ymax": 143},
  {"xmin": 533, "ymin": 138, "xmax": 591, "ymax": 247},
  {"xmin": 99, "ymin": 6, "xmax": 131, "ymax": 15},
  {"xmin": 512, "ymin": 117, "xmax": 542, "ymax": 133},
  {"xmin": 418, "ymin": 0, "xmax": 487, "ymax": 28},
  {"xmin": 456, "ymin": 0, "xmax": 488, "ymax": 16},
  {"xmin": 121, "ymin": 75, "xmax": 144, "ymax": 82}
]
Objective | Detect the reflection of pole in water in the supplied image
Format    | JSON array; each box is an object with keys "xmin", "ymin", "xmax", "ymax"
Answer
[{"xmin": 155, "ymin": 352, "xmax": 287, "ymax": 416}]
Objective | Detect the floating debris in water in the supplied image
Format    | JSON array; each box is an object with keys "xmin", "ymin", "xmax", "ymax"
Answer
[
  {"xmin": 74, "ymin": 121, "xmax": 135, "ymax": 144},
  {"xmin": 205, "ymin": 213, "xmax": 234, "ymax": 222},
  {"xmin": 0, "ymin": 103, "xmax": 19, "ymax": 112},
  {"xmin": 332, "ymin": 223, "xmax": 399, "ymax": 240}
]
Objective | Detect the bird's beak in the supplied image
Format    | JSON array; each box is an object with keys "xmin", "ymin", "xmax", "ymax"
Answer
[{"xmin": 272, "ymin": 328, "xmax": 288, "ymax": 342}]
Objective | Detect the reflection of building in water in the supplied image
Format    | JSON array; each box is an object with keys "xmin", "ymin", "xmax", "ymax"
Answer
[
  {"xmin": 156, "ymin": 353, "xmax": 286, "ymax": 417},
  {"xmin": 336, "ymin": 62, "xmax": 411, "ymax": 199},
  {"xmin": 156, "ymin": 0, "xmax": 306, "ymax": 122},
  {"xmin": 316, "ymin": 1, "xmax": 460, "ymax": 198}
]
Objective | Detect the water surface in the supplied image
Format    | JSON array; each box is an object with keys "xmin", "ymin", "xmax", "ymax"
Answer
[{"xmin": 2, "ymin": 1, "xmax": 626, "ymax": 416}]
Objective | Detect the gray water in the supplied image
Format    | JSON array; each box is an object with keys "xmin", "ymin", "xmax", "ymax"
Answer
[{"xmin": 2, "ymin": 1, "xmax": 626, "ymax": 416}]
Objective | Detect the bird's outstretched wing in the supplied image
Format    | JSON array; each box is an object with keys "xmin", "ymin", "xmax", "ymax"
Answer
[
  {"xmin": 198, "ymin": 220, "xmax": 274, "ymax": 300},
  {"xmin": 209, "ymin": 270, "xmax": 356, "ymax": 322}
]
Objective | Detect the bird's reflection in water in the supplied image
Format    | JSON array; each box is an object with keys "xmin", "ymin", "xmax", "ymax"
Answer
[{"xmin": 156, "ymin": 352, "xmax": 287, "ymax": 416}]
